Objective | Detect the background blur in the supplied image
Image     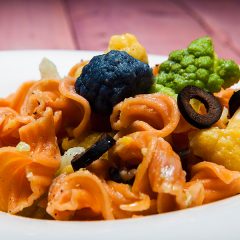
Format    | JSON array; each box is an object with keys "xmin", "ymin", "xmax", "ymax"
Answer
[{"xmin": 0, "ymin": 0, "xmax": 239, "ymax": 61}]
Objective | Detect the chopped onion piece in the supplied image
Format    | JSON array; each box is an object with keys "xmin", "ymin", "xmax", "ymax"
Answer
[
  {"xmin": 39, "ymin": 58, "xmax": 60, "ymax": 80},
  {"xmin": 57, "ymin": 147, "xmax": 85, "ymax": 175},
  {"xmin": 16, "ymin": 141, "xmax": 31, "ymax": 152}
]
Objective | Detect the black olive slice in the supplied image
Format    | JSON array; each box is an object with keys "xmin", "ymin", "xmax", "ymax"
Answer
[
  {"xmin": 229, "ymin": 90, "xmax": 240, "ymax": 117},
  {"xmin": 177, "ymin": 149, "xmax": 191, "ymax": 182},
  {"xmin": 71, "ymin": 133, "xmax": 116, "ymax": 171},
  {"xmin": 177, "ymin": 86, "xmax": 222, "ymax": 129}
]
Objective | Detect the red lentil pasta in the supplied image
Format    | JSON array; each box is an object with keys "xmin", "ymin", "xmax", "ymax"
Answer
[
  {"xmin": 110, "ymin": 93, "xmax": 181, "ymax": 138},
  {"xmin": 0, "ymin": 108, "xmax": 60, "ymax": 213},
  {"xmin": 0, "ymin": 60, "xmax": 240, "ymax": 221},
  {"xmin": 47, "ymin": 170, "xmax": 114, "ymax": 220},
  {"xmin": 0, "ymin": 107, "xmax": 33, "ymax": 146},
  {"xmin": 191, "ymin": 161, "xmax": 240, "ymax": 203}
]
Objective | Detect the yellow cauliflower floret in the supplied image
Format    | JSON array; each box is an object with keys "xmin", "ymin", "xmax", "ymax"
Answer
[
  {"xmin": 189, "ymin": 109, "xmax": 240, "ymax": 171},
  {"xmin": 107, "ymin": 33, "xmax": 148, "ymax": 63}
]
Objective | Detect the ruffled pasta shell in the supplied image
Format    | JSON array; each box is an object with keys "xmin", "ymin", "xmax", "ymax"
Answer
[
  {"xmin": 110, "ymin": 93, "xmax": 180, "ymax": 138},
  {"xmin": 191, "ymin": 161, "xmax": 240, "ymax": 203},
  {"xmin": 0, "ymin": 108, "xmax": 60, "ymax": 213},
  {"xmin": 47, "ymin": 170, "xmax": 113, "ymax": 220}
]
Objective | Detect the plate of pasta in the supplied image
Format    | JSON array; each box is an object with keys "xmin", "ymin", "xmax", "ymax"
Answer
[{"xmin": 1, "ymin": 33, "xmax": 240, "ymax": 240}]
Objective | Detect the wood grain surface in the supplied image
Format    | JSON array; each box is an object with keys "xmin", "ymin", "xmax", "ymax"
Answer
[
  {"xmin": 0, "ymin": 0, "xmax": 75, "ymax": 49},
  {"xmin": 0, "ymin": 0, "xmax": 239, "ymax": 61}
]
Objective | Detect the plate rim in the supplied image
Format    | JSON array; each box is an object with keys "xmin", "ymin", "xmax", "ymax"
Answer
[{"xmin": 0, "ymin": 49, "xmax": 240, "ymax": 240}]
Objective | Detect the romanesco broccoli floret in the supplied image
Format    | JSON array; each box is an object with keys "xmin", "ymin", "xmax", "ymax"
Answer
[{"xmin": 151, "ymin": 37, "xmax": 240, "ymax": 95}]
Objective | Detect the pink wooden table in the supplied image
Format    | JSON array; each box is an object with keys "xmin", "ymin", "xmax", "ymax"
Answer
[{"xmin": 0, "ymin": 0, "xmax": 239, "ymax": 62}]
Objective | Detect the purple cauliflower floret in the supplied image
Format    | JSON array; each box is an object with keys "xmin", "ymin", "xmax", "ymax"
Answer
[{"xmin": 75, "ymin": 50, "xmax": 153, "ymax": 114}]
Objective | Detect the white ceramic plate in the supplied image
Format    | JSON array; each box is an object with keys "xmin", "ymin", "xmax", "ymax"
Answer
[{"xmin": 0, "ymin": 50, "xmax": 240, "ymax": 240}]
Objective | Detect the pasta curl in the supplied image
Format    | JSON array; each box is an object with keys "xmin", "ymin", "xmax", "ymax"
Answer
[
  {"xmin": 112, "ymin": 131, "xmax": 205, "ymax": 212},
  {"xmin": 0, "ymin": 81, "xmax": 35, "ymax": 110},
  {"xmin": 110, "ymin": 93, "xmax": 180, "ymax": 138},
  {"xmin": 59, "ymin": 77, "xmax": 91, "ymax": 138},
  {"xmin": 191, "ymin": 161, "xmax": 240, "ymax": 203},
  {"xmin": 0, "ymin": 108, "xmax": 60, "ymax": 214},
  {"xmin": 0, "ymin": 107, "xmax": 33, "ymax": 146},
  {"xmin": 214, "ymin": 88, "xmax": 234, "ymax": 108},
  {"xmin": 47, "ymin": 170, "xmax": 114, "ymax": 220},
  {"xmin": 104, "ymin": 181, "xmax": 155, "ymax": 219},
  {"xmin": 7, "ymin": 78, "xmax": 90, "ymax": 138},
  {"xmin": 68, "ymin": 61, "xmax": 89, "ymax": 79}
]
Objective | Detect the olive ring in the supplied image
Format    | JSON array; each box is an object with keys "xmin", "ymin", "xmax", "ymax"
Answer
[{"xmin": 177, "ymin": 86, "xmax": 222, "ymax": 129}]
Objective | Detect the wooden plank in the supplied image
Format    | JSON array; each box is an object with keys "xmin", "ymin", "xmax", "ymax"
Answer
[
  {"xmin": 179, "ymin": 0, "xmax": 240, "ymax": 62},
  {"xmin": 66, "ymin": 0, "xmax": 209, "ymax": 55},
  {"xmin": 67, "ymin": 0, "xmax": 240, "ymax": 62},
  {"xmin": 0, "ymin": 0, "xmax": 76, "ymax": 50}
]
